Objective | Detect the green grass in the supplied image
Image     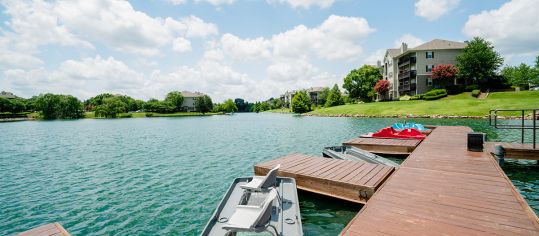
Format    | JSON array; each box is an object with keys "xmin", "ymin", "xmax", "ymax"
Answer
[
  {"xmin": 84, "ymin": 111, "xmax": 221, "ymax": 118},
  {"xmin": 265, "ymin": 108, "xmax": 292, "ymax": 113},
  {"xmin": 309, "ymin": 91, "xmax": 539, "ymax": 117}
]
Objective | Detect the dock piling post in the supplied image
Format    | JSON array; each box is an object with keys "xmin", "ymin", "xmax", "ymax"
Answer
[{"xmin": 494, "ymin": 145, "xmax": 505, "ymax": 166}]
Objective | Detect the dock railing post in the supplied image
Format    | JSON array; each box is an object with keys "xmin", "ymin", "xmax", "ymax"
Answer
[{"xmin": 494, "ymin": 145, "xmax": 505, "ymax": 166}]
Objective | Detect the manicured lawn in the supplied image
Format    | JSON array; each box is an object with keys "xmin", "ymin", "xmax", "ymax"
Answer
[
  {"xmin": 309, "ymin": 91, "xmax": 539, "ymax": 117},
  {"xmin": 265, "ymin": 108, "xmax": 292, "ymax": 113}
]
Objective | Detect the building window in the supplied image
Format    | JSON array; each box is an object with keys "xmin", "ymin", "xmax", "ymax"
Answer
[
  {"xmin": 427, "ymin": 78, "xmax": 433, "ymax": 86},
  {"xmin": 426, "ymin": 51, "xmax": 434, "ymax": 58},
  {"xmin": 426, "ymin": 64, "xmax": 434, "ymax": 72},
  {"xmin": 389, "ymin": 72, "xmax": 393, "ymax": 77},
  {"xmin": 411, "ymin": 78, "xmax": 416, "ymax": 84}
]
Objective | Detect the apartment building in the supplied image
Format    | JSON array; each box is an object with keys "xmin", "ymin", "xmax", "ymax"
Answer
[{"xmin": 381, "ymin": 39, "xmax": 466, "ymax": 99}]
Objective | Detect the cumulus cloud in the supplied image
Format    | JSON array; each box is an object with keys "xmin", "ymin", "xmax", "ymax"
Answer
[
  {"xmin": 463, "ymin": 0, "xmax": 539, "ymax": 56},
  {"xmin": 268, "ymin": 0, "xmax": 335, "ymax": 9},
  {"xmin": 167, "ymin": 0, "xmax": 187, "ymax": 5},
  {"xmin": 195, "ymin": 0, "xmax": 236, "ymax": 5},
  {"xmin": 415, "ymin": 0, "xmax": 460, "ymax": 21},
  {"xmin": 1, "ymin": 56, "xmax": 146, "ymax": 99},
  {"xmin": 394, "ymin": 34, "xmax": 425, "ymax": 48},
  {"xmin": 172, "ymin": 37, "xmax": 192, "ymax": 53},
  {"xmin": 220, "ymin": 15, "xmax": 374, "ymax": 61}
]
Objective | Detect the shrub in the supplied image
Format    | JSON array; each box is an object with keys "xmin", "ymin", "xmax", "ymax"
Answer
[
  {"xmin": 465, "ymin": 85, "xmax": 479, "ymax": 91},
  {"xmin": 471, "ymin": 89, "xmax": 480, "ymax": 97},
  {"xmin": 445, "ymin": 85, "xmax": 465, "ymax": 95},
  {"xmin": 118, "ymin": 113, "xmax": 133, "ymax": 118},
  {"xmin": 399, "ymin": 95, "xmax": 411, "ymax": 101},
  {"xmin": 410, "ymin": 94, "xmax": 423, "ymax": 100},
  {"xmin": 423, "ymin": 89, "xmax": 448, "ymax": 100},
  {"xmin": 145, "ymin": 112, "xmax": 154, "ymax": 117}
]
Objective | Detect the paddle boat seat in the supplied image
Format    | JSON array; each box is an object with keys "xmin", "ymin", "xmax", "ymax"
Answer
[
  {"xmin": 241, "ymin": 164, "xmax": 280, "ymax": 191},
  {"xmin": 222, "ymin": 188, "xmax": 278, "ymax": 235}
]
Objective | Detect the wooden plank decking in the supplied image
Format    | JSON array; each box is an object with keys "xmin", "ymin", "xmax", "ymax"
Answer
[
  {"xmin": 486, "ymin": 142, "xmax": 539, "ymax": 160},
  {"xmin": 343, "ymin": 137, "xmax": 421, "ymax": 155},
  {"xmin": 341, "ymin": 126, "xmax": 539, "ymax": 236},
  {"xmin": 16, "ymin": 223, "xmax": 70, "ymax": 236},
  {"xmin": 255, "ymin": 154, "xmax": 395, "ymax": 204}
]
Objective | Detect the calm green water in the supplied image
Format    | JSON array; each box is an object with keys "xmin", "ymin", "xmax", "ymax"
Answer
[{"xmin": 0, "ymin": 114, "xmax": 537, "ymax": 235}]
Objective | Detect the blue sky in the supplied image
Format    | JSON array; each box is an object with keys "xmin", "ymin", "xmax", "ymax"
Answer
[{"xmin": 0, "ymin": 0, "xmax": 537, "ymax": 101}]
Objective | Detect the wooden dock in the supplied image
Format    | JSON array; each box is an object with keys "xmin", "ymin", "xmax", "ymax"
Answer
[
  {"xmin": 487, "ymin": 142, "xmax": 539, "ymax": 160},
  {"xmin": 341, "ymin": 126, "xmax": 539, "ymax": 235},
  {"xmin": 16, "ymin": 223, "xmax": 70, "ymax": 236},
  {"xmin": 255, "ymin": 154, "xmax": 395, "ymax": 204},
  {"xmin": 343, "ymin": 137, "xmax": 421, "ymax": 155}
]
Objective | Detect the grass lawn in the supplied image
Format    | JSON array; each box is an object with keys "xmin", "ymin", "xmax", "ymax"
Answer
[
  {"xmin": 265, "ymin": 108, "xmax": 292, "ymax": 113},
  {"xmin": 84, "ymin": 111, "xmax": 221, "ymax": 118},
  {"xmin": 309, "ymin": 91, "xmax": 539, "ymax": 117}
]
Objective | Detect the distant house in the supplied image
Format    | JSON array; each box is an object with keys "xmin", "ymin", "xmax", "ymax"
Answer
[
  {"xmin": 180, "ymin": 91, "xmax": 205, "ymax": 112},
  {"xmin": 381, "ymin": 39, "xmax": 467, "ymax": 100},
  {"xmin": 279, "ymin": 87, "xmax": 328, "ymax": 107},
  {"xmin": 0, "ymin": 91, "xmax": 16, "ymax": 99}
]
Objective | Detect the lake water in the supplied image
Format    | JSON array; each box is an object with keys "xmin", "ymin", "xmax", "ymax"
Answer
[{"xmin": 0, "ymin": 113, "xmax": 537, "ymax": 235}]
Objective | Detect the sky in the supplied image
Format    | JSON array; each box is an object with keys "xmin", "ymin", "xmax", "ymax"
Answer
[{"xmin": 0, "ymin": 0, "xmax": 538, "ymax": 102}]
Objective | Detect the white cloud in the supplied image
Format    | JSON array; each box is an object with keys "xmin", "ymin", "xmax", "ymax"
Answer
[
  {"xmin": 363, "ymin": 49, "xmax": 385, "ymax": 65},
  {"xmin": 394, "ymin": 34, "xmax": 425, "ymax": 48},
  {"xmin": 463, "ymin": 0, "xmax": 539, "ymax": 56},
  {"xmin": 267, "ymin": 59, "xmax": 318, "ymax": 82},
  {"xmin": 195, "ymin": 0, "xmax": 236, "ymax": 5},
  {"xmin": 268, "ymin": 0, "xmax": 335, "ymax": 9},
  {"xmin": 220, "ymin": 34, "xmax": 272, "ymax": 60},
  {"xmin": 219, "ymin": 15, "xmax": 374, "ymax": 61},
  {"xmin": 415, "ymin": 0, "xmax": 460, "ymax": 21},
  {"xmin": 1, "ymin": 56, "xmax": 146, "ymax": 99},
  {"xmin": 172, "ymin": 37, "xmax": 192, "ymax": 53},
  {"xmin": 167, "ymin": 0, "xmax": 187, "ymax": 5}
]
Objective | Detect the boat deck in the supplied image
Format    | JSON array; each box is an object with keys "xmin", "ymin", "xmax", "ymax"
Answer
[
  {"xmin": 341, "ymin": 126, "xmax": 539, "ymax": 235},
  {"xmin": 254, "ymin": 154, "xmax": 395, "ymax": 204},
  {"xmin": 343, "ymin": 137, "xmax": 421, "ymax": 155},
  {"xmin": 16, "ymin": 223, "xmax": 70, "ymax": 236}
]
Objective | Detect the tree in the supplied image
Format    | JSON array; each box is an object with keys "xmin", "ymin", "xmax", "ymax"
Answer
[
  {"xmin": 195, "ymin": 95, "xmax": 213, "ymax": 114},
  {"xmin": 343, "ymin": 65, "xmax": 381, "ymax": 101},
  {"xmin": 325, "ymin": 84, "xmax": 344, "ymax": 107},
  {"xmin": 431, "ymin": 64, "xmax": 459, "ymax": 86},
  {"xmin": 165, "ymin": 91, "xmax": 184, "ymax": 112},
  {"xmin": 317, "ymin": 87, "xmax": 330, "ymax": 106},
  {"xmin": 143, "ymin": 99, "xmax": 174, "ymax": 113},
  {"xmin": 502, "ymin": 63, "xmax": 539, "ymax": 89},
  {"xmin": 291, "ymin": 90, "xmax": 311, "ymax": 113},
  {"xmin": 374, "ymin": 80, "xmax": 390, "ymax": 98},
  {"xmin": 456, "ymin": 37, "xmax": 503, "ymax": 87},
  {"xmin": 222, "ymin": 99, "xmax": 238, "ymax": 113},
  {"xmin": 35, "ymin": 93, "xmax": 83, "ymax": 119},
  {"xmin": 94, "ymin": 97, "xmax": 128, "ymax": 118}
]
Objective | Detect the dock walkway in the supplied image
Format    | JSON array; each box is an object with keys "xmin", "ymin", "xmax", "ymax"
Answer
[
  {"xmin": 16, "ymin": 223, "xmax": 70, "ymax": 236},
  {"xmin": 255, "ymin": 154, "xmax": 394, "ymax": 204},
  {"xmin": 343, "ymin": 137, "xmax": 421, "ymax": 155},
  {"xmin": 341, "ymin": 126, "xmax": 539, "ymax": 235}
]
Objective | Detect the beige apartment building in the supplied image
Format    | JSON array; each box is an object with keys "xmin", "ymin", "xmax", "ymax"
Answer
[{"xmin": 381, "ymin": 39, "xmax": 466, "ymax": 100}]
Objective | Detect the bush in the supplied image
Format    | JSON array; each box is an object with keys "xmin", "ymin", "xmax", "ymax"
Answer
[
  {"xmin": 145, "ymin": 112, "xmax": 154, "ymax": 117},
  {"xmin": 465, "ymin": 85, "xmax": 479, "ymax": 91},
  {"xmin": 423, "ymin": 89, "xmax": 448, "ymax": 100},
  {"xmin": 471, "ymin": 90, "xmax": 480, "ymax": 97},
  {"xmin": 445, "ymin": 85, "xmax": 465, "ymax": 95},
  {"xmin": 399, "ymin": 95, "xmax": 411, "ymax": 101},
  {"xmin": 118, "ymin": 113, "xmax": 133, "ymax": 118},
  {"xmin": 410, "ymin": 94, "xmax": 423, "ymax": 100}
]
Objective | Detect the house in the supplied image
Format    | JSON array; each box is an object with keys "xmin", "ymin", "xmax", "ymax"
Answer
[
  {"xmin": 280, "ymin": 87, "xmax": 328, "ymax": 107},
  {"xmin": 180, "ymin": 91, "xmax": 205, "ymax": 111},
  {"xmin": 381, "ymin": 39, "xmax": 467, "ymax": 99},
  {"xmin": 0, "ymin": 91, "xmax": 17, "ymax": 99}
]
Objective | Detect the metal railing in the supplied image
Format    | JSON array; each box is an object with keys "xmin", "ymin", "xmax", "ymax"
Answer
[{"xmin": 488, "ymin": 108, "xmax": 538, "ymax": 149}]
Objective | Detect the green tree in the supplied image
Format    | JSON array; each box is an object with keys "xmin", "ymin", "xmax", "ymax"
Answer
[
  {"xmin": 291, "ymin": 90, "xmax": 311, "ymax": 113},
  {"xmin": 143, "ymin": 99, "xmax": 174, "ymax": 113},
  {"xmin": 456, "ymin": 37, "xmax": 504, "ymax": 87},
  {"xmin": 222, "ymin": 99, "xmax": 238, "ymax": 113},
  {"xmin": 35, "ymin": 93, "xmax": 61, "ymax": 119},
  {"xmin": 195, "ymin": 95, "xmax": 213, "ymax": 114},
  {"xmin": 502, "ymin": 63, "xmax": 539, "ymax": 89},
  {"xmin": 343, "ymin": 65, "xmax": 381, "ymax": 101},
  {"xmin": 0, "ymin": 97, "xmax": 13, "ymax": 113},
  {"xmin": 94, "ymin": 97, "xmax": 128, "ymax": 118},
  {"xmin": 165, "ymin": 91, "xmax": 184, "ymax": 112},
  {"xmin": 59, "ymin": 95, "xmax": 84, "ymax": 118},
  {"xmin": 317, "ymin": 87, "xmax": 330, "ymax": 106},
  {"xmin": 35, "ymin": 94, "xmax": 83, "ymax": 119},
  {"xmin": 325, "ymin": 84, "xmax": 344, "ymax": 107}
]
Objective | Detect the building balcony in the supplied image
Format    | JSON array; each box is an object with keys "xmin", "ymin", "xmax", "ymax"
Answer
[
  {"xmin": 398, "ymin": 56, "xmax": 416, "ymax": 66},
  {"xmin": 398, "ymin": 70, "xmax": 416, "ymax": 79}
]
